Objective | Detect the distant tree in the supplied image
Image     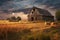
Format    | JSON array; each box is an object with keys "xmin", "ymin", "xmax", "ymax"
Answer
[
  {"xmin": 11, "ymin": 16, "xmax": 16, "ymax": 20},
  {"xmin": 7, "ymin": 16, "xmax": 21, "ymax": 22},
  {"xmin": 55, "ymin": 10, "xmax": 60, "ymax": 21},
  {"xmin": 17, "ymin": 16, "xmax": 21, "ymax": 21},
  {"xmin": 9, "ymin": 16, "xmax": 17, "ymax": 21}
]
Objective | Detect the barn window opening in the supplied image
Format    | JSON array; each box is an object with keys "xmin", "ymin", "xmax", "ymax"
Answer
[
  {"xmin": 32, "ymin": 12, "xmax": 33, "ymax": 14},
  {"xmin": 31, "ymin": 17, "xmax": 34, "ymax": 21},
  {"xmin": 33, "ymin": 8, "xmax": 35, "ymax": 11},
  {"xmin": 35, "ymin": 17, "xmax": 37, "ymax": 20}
]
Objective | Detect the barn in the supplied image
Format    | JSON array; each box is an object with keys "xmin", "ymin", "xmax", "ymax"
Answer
[{"xmin": 28, "ymin": 7, "xmax": 54, "ymax": 22}]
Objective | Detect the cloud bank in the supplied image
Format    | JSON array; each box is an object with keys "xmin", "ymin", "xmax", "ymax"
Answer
[
  {"xmin": 0, "ymin": 0, "xmax": 60, "ymax": 11},
  {"xmin": 0, "ymin": 0, "xmax": 59, "ymax": 19}
]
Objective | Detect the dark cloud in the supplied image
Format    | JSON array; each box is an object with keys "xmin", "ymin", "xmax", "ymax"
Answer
[
  {"xmin": 0, "ymin": 0, "xmax": 11, "ymax": 6},
  {"xmin": 0, "ymin": 0, "xmax": 23, "ymax": 6},
  {"xmin": 0, "ymin": 0, "xmax": 58, "ymax": 19},
  {"xmin": 0, "ymin": 0, "xmax": 60, "ymax": 12}
]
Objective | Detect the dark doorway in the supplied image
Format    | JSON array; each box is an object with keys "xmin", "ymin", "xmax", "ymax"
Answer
[
  {"xmin": 31, "ymin": 17, "xmax": 34, "ymax": 21},
  {"xmin": 35, "ymin": 17, "xmax": 37, "ymax": 20}
]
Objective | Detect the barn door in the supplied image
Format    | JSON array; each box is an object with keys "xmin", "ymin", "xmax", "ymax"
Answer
[{"xmin": 31, "ymin": 17, "xmax": 34, "ymax": 21}]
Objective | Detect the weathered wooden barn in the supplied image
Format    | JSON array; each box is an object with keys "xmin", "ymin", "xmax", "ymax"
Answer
[{"xmin": 28, "ymin": 7, "xmax": 54, "ymax": 22}]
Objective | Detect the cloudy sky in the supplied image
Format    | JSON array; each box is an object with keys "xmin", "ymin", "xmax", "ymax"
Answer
[
  {"xmin": 0, "ymin": 0, "xmax": 60, "ymax": 11},
  {"xmin": 0, "ymin": 0, "xmax": 39, "ymax": 11},
  {"xmin": 0, "ymin": 0, "xmax": 59, "ymax": 19},
  {"xmin": 0, "ymin": 0, "xmax": 43, "ymax": 11}
]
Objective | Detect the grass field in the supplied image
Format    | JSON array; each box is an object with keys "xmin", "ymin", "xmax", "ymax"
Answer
[
  {"xmin": 0, "ymin": 20, "xmax": 60, "ymax": 40},
  {"xmin": 0, "ymin": 20, "xmax": 53, "ymax": 31}
]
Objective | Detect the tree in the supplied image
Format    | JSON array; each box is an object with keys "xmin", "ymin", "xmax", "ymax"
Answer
[
  {"xmin": 55, "ymin": 10, "xmax": 60, "ymax": 21},
  {"xmin": 11, "ymin": 16, "xmax": 16, "ymax": 20},
  {"xmin": 10, "ymin": 16, "xmax": 17, "ymax": 21},
  {"xmin": 7, "ymin": 16, "xmax": 21, "ymax": 22},
  {"xmin": 17, "ymin": 16, "xmax": 21, "ymax": 21}
]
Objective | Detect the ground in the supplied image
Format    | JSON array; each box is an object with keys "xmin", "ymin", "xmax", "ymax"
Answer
[
  {"xmin": 0, "ymin": 20, "xmax": 53, "ymax": 31},
  {"xmin": 0, "ymin": 20, "xmax": 60, "ymax": 40}
]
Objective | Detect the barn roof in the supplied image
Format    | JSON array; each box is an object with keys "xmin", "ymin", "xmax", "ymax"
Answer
[
  {"xmin": 13, "ymin": 6, "xmax": 53, "ymax": 16},
  {"xmin": 28, "ymin": 7, "xmax": 53, "ymax": 16}
]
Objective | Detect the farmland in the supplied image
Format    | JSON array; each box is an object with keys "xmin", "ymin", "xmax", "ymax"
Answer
[
  {"xmin": 0, "ymin": 20, "xmax": 60, "ymax": 40},
  {"xmin": 0, "ymin": 20, "xmax": 53, "ymax": 31}
]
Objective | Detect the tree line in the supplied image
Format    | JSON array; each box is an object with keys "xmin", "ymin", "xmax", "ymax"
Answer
[
  {"xmin": 7, "ymin": 16, "xmax": 21, "ymax": 22},
  {"xmin": 55, "ymin": 10, "xmax": 60, "ymax": 21}
]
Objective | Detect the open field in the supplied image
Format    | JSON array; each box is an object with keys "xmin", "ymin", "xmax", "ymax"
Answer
[
  {"xmin": 0, "ymin": 20, "xmax": 54, "ymax": 31},
  {"xmin": 0, "ymin": 20, "xmax": 60, "ymax": 40},
  {"xmin": 0, "ymin": 20, "xmax": 60, "ymax": 32}
]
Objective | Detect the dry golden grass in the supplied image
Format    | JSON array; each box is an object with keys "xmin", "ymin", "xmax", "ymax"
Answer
[
  {"xmin": 0, "ymin": 20, "xmax": 53, "ymax": 31},
  {"xmin": 0, "ymin": 20, "xmax": 60, "ymax": 40},
  {"xmin": 0, "ymin": 20, "xmax": 59, "ymax": 32}
]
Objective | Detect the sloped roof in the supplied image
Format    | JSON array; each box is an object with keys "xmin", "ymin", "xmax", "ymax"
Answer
[{"xmin": 28, "ymin": 7, "xmax": 53, "ymax": 16}]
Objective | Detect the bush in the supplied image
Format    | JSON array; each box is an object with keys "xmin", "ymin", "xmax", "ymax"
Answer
[
  {"xmin": 55, "ymin": 10, "xmax": 60, "ymax": 21},
  {"xmin": 7, "ymin": 16, "xmax": 21, "ymax": 22},
  {"xmin": 17, "ymin": 16, "xmax": 21, "ymax": 21}
]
